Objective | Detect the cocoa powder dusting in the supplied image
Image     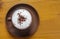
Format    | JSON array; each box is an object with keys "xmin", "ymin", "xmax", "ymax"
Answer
[{"xmin": 18, "ymin": 13, "xmax": 26, "ymax": 24}]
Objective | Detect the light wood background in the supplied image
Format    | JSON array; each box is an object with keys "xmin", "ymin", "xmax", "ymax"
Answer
[{"xmin": 0, "ymin": 0, "xmax": 60, "ymax": 39}]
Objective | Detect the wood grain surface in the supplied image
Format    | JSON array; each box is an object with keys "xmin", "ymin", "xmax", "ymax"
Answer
[{"xmin": 0, "ymin": 0, "xmax": 60, "ymax": 39}]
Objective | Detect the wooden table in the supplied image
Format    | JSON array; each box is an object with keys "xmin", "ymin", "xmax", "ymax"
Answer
[{"xmin": 0, "ymin": 0, "xmax": 60, "ymax": 39}]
